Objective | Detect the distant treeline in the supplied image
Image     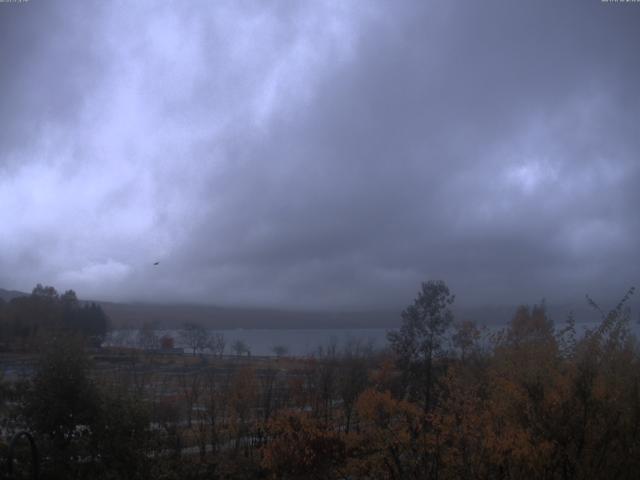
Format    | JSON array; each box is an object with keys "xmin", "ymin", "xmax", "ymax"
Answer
[{"xmin": 0, "ymin": 284, "xmax": 109, "ymax": 349}]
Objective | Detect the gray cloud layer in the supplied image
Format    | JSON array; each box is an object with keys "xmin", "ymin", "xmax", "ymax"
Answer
[{"xmin": 1, "ymin": 0, "xmax": 639, "ymax": 309}]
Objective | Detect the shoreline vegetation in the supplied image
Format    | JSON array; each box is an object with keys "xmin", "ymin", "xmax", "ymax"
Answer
[{"xmin": 0, "ymin": 282, "xmax": 638, "ymax": 479}]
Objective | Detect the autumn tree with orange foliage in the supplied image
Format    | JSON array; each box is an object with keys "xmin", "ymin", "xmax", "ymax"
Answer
[
  {"xmin": 430, "ymin": 290, "xmax": 640, "ymax": 479},
  {"xmin": 261, "ymin": 410, "xmax": 346, "ymax": 479},
  {"xmin": 345, "ymin": 388, "xmax": 433, "ymax": 479}
]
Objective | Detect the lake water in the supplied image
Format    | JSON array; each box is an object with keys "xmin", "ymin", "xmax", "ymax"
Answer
[
  {"xmin": 104, "ymin": 320, "xmax": 640, "ymax": 357},
  {"xmin": 104, "ymin": 328, "xmax": 393, "ymax": 356}
]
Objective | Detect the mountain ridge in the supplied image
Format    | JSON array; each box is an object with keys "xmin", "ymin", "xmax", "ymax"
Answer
[{"xmin": 1, "ymin": 287, "xmax": 634, "ymax": 329}]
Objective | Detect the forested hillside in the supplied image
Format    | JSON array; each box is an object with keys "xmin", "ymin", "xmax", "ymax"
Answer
[{"xmin": 0, "ymin": 285, "xmax": 109, "ymax": 350}]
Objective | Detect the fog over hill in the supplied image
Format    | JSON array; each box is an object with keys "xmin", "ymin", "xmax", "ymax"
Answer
[
  {"xmin": 75, "ymin": 299, "xmax": 640, "ymax": 330},
  {"xmin": 0, "ymin": 288, "xmax": 28, "ymax": 302},
  {"xmin": 4, "ymin": 286, "xmax": 634, "ymax": 330}
]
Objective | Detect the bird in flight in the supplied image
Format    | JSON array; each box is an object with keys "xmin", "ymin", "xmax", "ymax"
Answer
[{"xmin": 154, "ymin": 262, "xmax": 160, "ymax": 266}]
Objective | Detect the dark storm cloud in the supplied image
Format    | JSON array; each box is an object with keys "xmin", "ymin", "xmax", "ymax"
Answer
[
  {"xmin": 1, "ymin": 0, "xmax": 639, "ymax": 309},
  {"xmin": 0, "ymin": 1, "xmax": 106, "ymax": 160}
]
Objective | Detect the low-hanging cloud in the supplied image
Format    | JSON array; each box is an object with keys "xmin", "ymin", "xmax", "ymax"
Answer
[{"xmin": 1, "ymin": 0, "xmax": 639, "ymax": 310}]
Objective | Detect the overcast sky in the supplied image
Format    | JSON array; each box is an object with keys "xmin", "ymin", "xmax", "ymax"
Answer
[{"xmin": 1, "ymin": 0, "xmax": 639, "ymax": 310}]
